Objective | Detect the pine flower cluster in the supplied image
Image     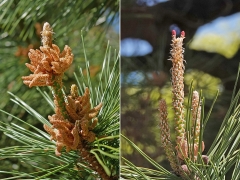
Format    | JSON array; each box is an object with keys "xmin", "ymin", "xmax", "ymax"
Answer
[
  {"xmin": 22, "ymin": 23, "xmax": 73, "ymax": 87},
  {"xmin": 21, "ymin": 22, "xmax": 114, "ymax": 180},
  {"xmin": 44, "ymin": 85, "xmax": 102, "ymax": 156},
  {"xmin": 159, "ymin": 30, "xmax": 208, "ymax": 178}
]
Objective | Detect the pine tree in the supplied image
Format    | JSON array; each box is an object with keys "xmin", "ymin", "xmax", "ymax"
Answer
[
  {"xmin": 121, "ymin": 31, "xmax": 240, "ymax": 180},
  {"xmin": 0, "ymin": 1, "xmax": 119, "ymax": 179}
]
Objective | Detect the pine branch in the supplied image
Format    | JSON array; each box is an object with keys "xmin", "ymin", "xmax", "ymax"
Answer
[{"xmin": 0, "ymin": 22, "xmax": 119, "ymax": 179}]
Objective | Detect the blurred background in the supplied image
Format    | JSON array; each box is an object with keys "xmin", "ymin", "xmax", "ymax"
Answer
[
  {"xmin": 121, "ymin": 0, "xmax": 240, "ymax": 176},
  {"xmin": 0, "ymin": 0, "xmax": 119, "ymax": 178}
]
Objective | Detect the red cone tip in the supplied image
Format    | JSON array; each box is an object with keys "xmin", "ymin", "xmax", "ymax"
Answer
[
  {"xmin": 172, "ymin": 30, "xmax": 176, "ymax": 36},
  {"xmin": 181, "ymin": 31, "xmax": 185, "ymax": 37}
]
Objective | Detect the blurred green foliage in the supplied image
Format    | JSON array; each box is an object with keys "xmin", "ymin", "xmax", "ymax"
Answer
[{"xmin": 190, "ymin": 32, "xmax": 240, "ymax": 59}]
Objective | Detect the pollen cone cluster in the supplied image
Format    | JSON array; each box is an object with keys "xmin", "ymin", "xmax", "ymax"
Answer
[
  {"xmin": 22, "ymin": 22, "xmax": 73, "ymax": 87},
  {"xmin": 65, "ymin": 85, "xmax": 102, "ymax": 142},
  {"xmin": 21, "ymin": 22, "xmax": 112, "ymax": 179},
  {"xmin": 44, "ymin": 85, "xmax": 102, "ymax": 156}
]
